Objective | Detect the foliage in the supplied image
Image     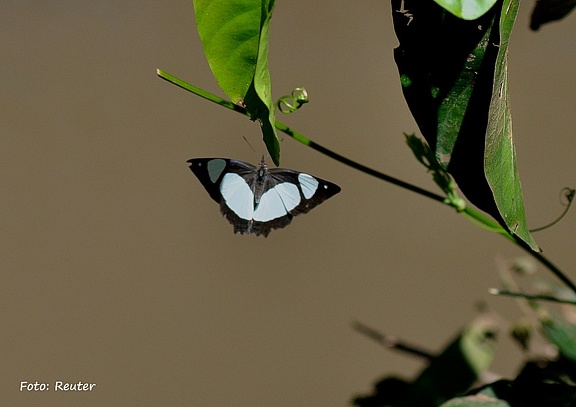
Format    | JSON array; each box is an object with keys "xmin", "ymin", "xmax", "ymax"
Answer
[
  {"xmin": 433, "ymin": 0, "xmax": 499, "ymax": 20},
  {"xmin": 393, "ymin": 0, "xmax": 537, "ymax": 250},
  {"xmin": 158, "ymin": 0, "xmax": 576, "ymax": 405},
  {"xmin": 193, "ymin": 0, "xmax": 280, "ymax": 165},
  {"xmin": 353, "ymin": 315, "xmax": 498, "ymax": 407},
  {"xmin": 353, "ymin": 259, "xmax": 576, "ymax": 406}
]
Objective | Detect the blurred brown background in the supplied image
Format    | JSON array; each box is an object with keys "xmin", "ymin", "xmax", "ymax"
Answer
[{"xmin": 1, "ymin": 1, "xmax": 575, "ymax": 406}]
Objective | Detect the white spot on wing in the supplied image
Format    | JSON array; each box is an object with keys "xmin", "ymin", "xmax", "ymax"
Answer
[
  {"xmin": 298, "ymin": 173, "xmax": 319, "ymax": 199},
  {"xmin": 207, "ymin": 159, "xmax": 226, "ymax": 183},
  {"xmin": 220, "ymin": 173, "xmax": 254, "ymax": 220},
  {"xmin": 254, "ymin": 183, "xmax": 300, "ymax": 221}
]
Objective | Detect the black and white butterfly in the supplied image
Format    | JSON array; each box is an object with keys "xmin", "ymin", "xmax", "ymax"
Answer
[{"xmin": 188, "ymin": 157, "xmax": 341, "ymax": 237}]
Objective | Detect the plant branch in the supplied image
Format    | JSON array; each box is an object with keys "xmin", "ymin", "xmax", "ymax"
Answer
[
  {"xmin": 489, "ymin": 288, "xmax": 576, "ymax": 305},
  {"xmin": 274, "ymin": 121, "xmax": 446, "ymax": 204},
  {"xmin": 157, "ymin": 68, "xmax": 445, "ymax": 203},
  {"xmin": 352, "ymin": 320, "xmax": 434, "ymax": 360},
  {"xmin": 157, "ymin": 69, "xmax": 249, "ymax": 116},
  {"xmin": 519, "ymin": 241, "xmax": 576, "ymax": 295},
  {"xmin": 157, "ymin": 69, "xmax": 575, "ymax": 295}
]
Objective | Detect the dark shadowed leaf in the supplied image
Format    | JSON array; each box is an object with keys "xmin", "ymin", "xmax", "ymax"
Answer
[
  {"xmin": 391, "ymin": 0, "xmax": 538, "ymax": 250},
  {"xmin": 468, "ymin": 361, "xmax": 576, "ymax": 406},
  {"xmin": 530, "ymin": 0, "xmax": 576, "ymax": 30},
  {"xmin": 353, "ymin": 316, "xmax": 498, "ymax": 407},
  {"xmin": 397, "ymin": 315, "xmax": 498, "ymax": 406}
]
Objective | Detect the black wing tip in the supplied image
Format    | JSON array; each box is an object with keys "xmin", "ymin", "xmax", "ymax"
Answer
[
  {"xmin": 325, "ymin": 181, "xmax": 341, "ymax": 197},
  {"xmin": 187, "ymin": 158, "xmax": 210, "ymax": 164}
]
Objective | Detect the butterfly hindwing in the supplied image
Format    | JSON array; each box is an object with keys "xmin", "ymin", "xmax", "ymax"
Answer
[{"xmin": 187, "ymin": 158, "xmax": 340, "ymax": 236}]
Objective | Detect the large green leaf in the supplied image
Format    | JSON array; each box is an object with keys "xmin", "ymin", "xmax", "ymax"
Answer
[
  {"xmin": 193, "ymin": 0, "xmax": 280, "ymax": 165},
  {"xmin": 391, "ymin": 0, "xmax": 538, "ymax": 250},
  {"xmin": 193, "ymin": 0, "xmax": 259, "ymax": 101},
  {"xmin": 483, "ymin": 0, "xmax": 537, "ymax": 250}
]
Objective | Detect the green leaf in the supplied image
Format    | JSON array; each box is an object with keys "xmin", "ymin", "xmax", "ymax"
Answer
[
  {"xmin": 193, "ymin": 0, "xmax": 259, "ymax": 102},
  {"xmin": 483, "ymin": 0, "xmax": 538, "ymax": 250},
  {"xmin": 242, "ymin": 0, "xmax": 280, "ymax": 165},
  {"xmin": 391, "ymin": 0, "xmax": 538, "ymax": 250},
  {"xmin": 193, "ymin": 0, "xmax": 280, "ymax": 165},
  {"xmin": 434, "ymin": 0, "xmax": 499, "ymax": 20},
  {"xmin": 434, "ymin": 22, "xmax": 494, "ymax": 168},
  {"xmin": 540, "ymin": 312, "xmax": 576, "ymax": 363}
]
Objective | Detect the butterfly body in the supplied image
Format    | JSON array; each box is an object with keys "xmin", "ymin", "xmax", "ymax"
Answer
[{"xmin": 188, "ymin": 157, "xmax": 341, "ymax": 236}]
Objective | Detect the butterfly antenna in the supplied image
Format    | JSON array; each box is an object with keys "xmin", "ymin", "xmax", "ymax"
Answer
[
  {"xmin": 242, "ymin": 136, "xmax": 257, "ymax": 154},
  {"xmin": 243, "ymin": 136, "xmax": 274, "ymax": 166}
]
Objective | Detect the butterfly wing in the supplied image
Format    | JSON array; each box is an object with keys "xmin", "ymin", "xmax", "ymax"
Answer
[
  {"xmin": 267, "ymin": 168, "xmax": 341, "ymax": 216},
  {"xmin": 188, "ymin": 158, "xmax": 341, "ymax": 236},
  {"xmin": 245, "ymin": 168, "xmax": 341, "ymax": 236},
  {"xmin": 188, "ymin": 158, "xmax": 256, "ymax": 203},
  {"xmin": 188, "ymin": 158, "xmax": 259, "ymax": 234}
]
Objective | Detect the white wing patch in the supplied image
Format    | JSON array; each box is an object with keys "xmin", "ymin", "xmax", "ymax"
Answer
[
  {"xmin": 254, "ymin": 183, "xmax": 300, "ymax": 222},
  {"xmin": 207, "ymin": 159, "xmax": 227, "ymax": 183},
  {"xmin": 220, "ymin": 173, "xmax": 254, "ymax": 220},
  {"xmin": 298, "ymin": 173, "xmax": 319, "ymax": 199}
]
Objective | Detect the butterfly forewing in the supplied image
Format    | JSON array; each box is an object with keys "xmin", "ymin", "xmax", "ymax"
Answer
[{"xmin": 269, "ymin": 169, "xmax": 340, "ymax": 216}]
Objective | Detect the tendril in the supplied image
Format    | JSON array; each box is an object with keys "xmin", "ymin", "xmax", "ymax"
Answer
[
  {"xmin": 530, "ymin": 187, "xmax": 575, "ymax": 232},
  {"xmin": 276, "ymin": 87, "xmax": 309, "ymax": 114}
]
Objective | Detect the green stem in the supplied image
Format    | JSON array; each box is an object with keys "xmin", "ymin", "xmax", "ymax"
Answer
[
  {"xmin": 274, "ymin": 121, "xmax": 446, "ymax": 204},
  {"xmin": 157, "ymin": 69, "xmax": 575, "ymax": 295},
  {"xmin": 157, "ymin": 69, "xmax": 249, "ymax": 116},
  {"xmin": 521, "ymin": 242, "xmax": 576, "ymax": 295}
]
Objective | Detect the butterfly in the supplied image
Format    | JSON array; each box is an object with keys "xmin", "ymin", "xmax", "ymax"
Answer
[{"xmin": 188, "ymin": 157, "xmax": 341, "ymax": 236}]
